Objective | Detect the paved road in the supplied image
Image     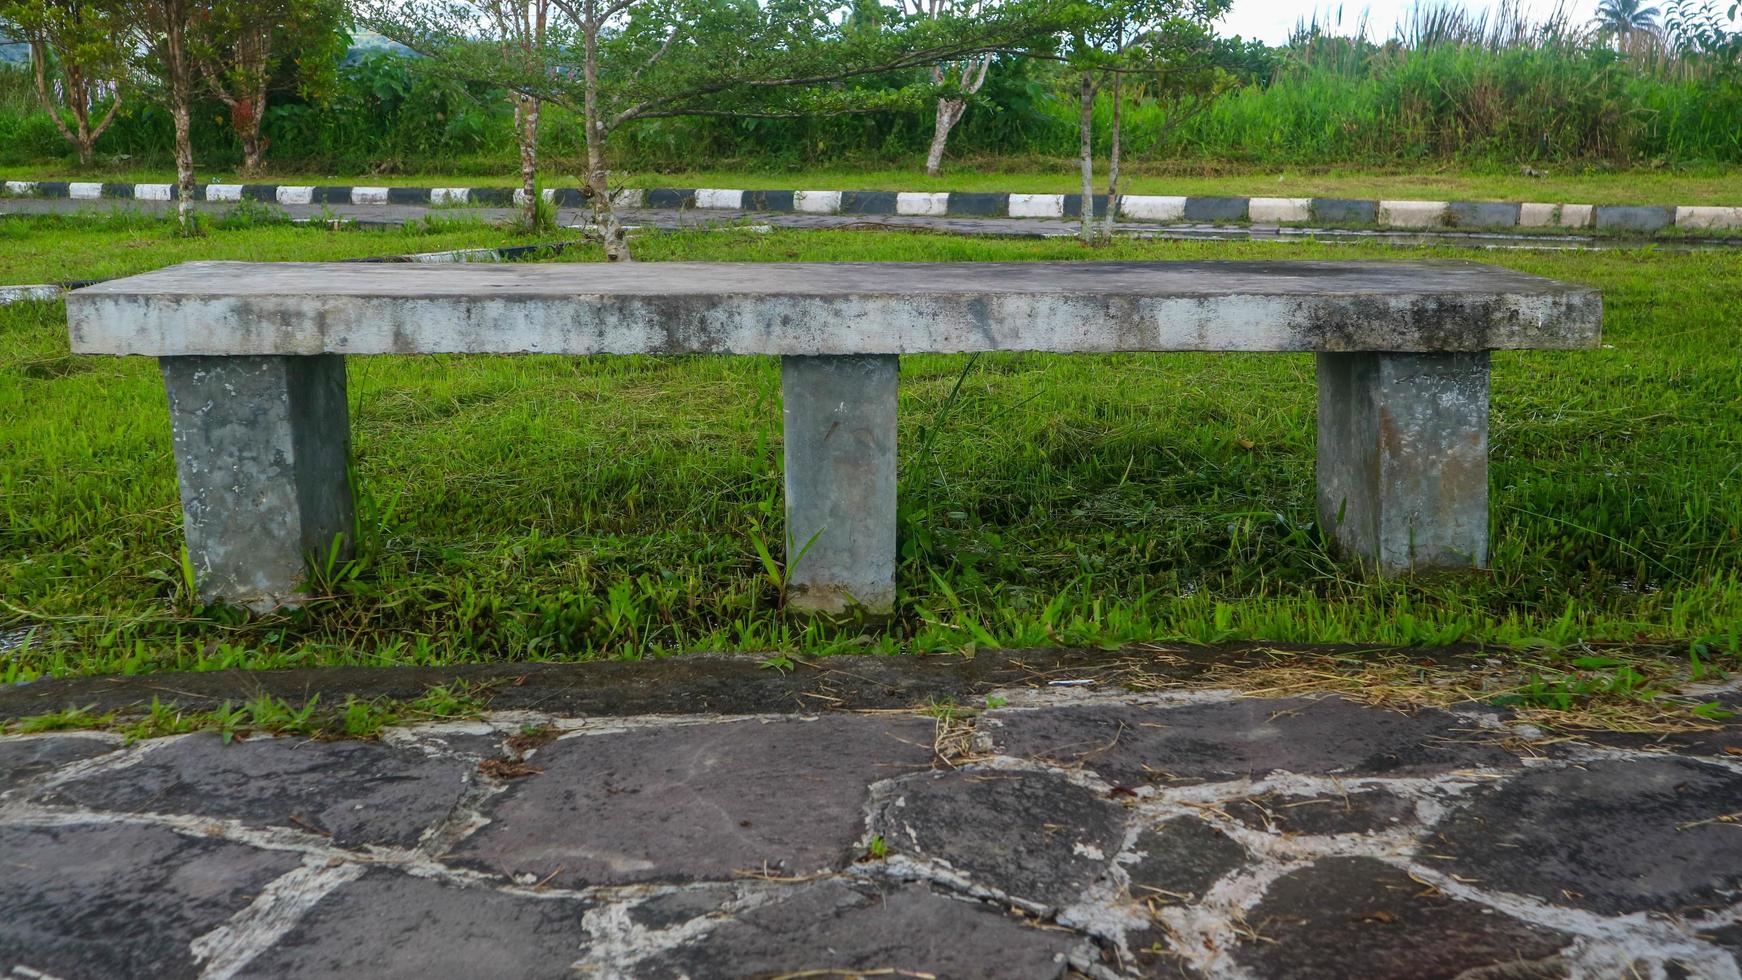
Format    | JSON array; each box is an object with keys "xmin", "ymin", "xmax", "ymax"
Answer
[
  {"xmin": 8, "ymin": 195, "xmax": 1739, "ymax": 253},
  {"xmin": 2, "ymin": 652, "xmax": 1738, "ymax": 979}
]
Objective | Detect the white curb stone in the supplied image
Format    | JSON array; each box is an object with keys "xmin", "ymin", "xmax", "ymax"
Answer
[
  {"xmin": 1119, "ymin": 196, "xmax": 1186, "ymax": 221},
  {"xmin": 1248, "ymin": 197, "xmax": 1312, "ymax": 223},
  {"xmin": 1008, "ymin": 194, "xmax": 1065, "ymax": 218},
  {"xmin": 276, "ymin": 186, "xmax": 314, "ymax": 205},
  {"xmin": 351, "ymin": 186, "xmax": 390, "ymax": 205},
  {"xmin": 134, "ymin": 183, "xmax": 174, "ymax": 201},
  {"xmin": 794, "ymin": 190, "xmax": 842, "ymax": 214},
  {"xmin": 694, "ymin": 189, "xmax": 744, "ymax": 210},
  {"xmin": 1518, "ymin": 203, "xmax": 1558, "ymax": 227},
  {"xmin": 1521, "ymin": 203, "xmax": 1596, "ymax": 228},
  {"xmin": 1379, "ymin": 200, "xmax": 1449, "ymax": 228},
  {"xmin": 896, "ymin": 192, "xmax": 948, "ymax": 217},
  {"xmin": 1674, "ymin": 206, "xmax": 1742, "ymax": 230},
  {"xmin": 611, "ymin": 189, "xmax": 645, "ymax": 209},
  {"xmin": 0, "ymin": 284, "xmax": 62, "ymax": 305},
  {"xmin": 205, "ymin": 184, "xmax": 243, "ymax": 202},
  {"xmin": 69, "ymin": 182, "xmax": 104, "ymax": 200},
  {"xmin": 430, "ymin": 187, "xmax": 469, "ymax": 205},
  {"xmin": 5, "ymin": 180, "xmax": 38, "ymax": 196},
  {"xmin": 1559, "ymin": 204, "xmax": 1595, "ymax": 228}
]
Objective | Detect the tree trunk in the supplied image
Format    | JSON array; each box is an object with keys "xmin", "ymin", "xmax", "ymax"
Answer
[
  {"xmin": 581, "ymin": 11, "xmax": 630, "ymax": 261},
  {"xmin": 585, "ymin": 139, "xmax": 630, "ymax": 262},
  {"xmin": 1078, "ymin": 71, "xmax": 1096, "ymax": 244},
  {"xmin": 1102, "ymin": 72, "xmax": 1122, "ymax": 243},
  {"xmin": 516, "ymin": 93, "xmax": 541, "ymax": 227},
  {"xmin": 240, "ymin": 129, "xmax": 265, "ymax": 173},
  {"xmin": 173, "ymin": 96, "xmax": 195, "ymax": 230},
  {"xmin": 924, "ymin": 97, "xmax": 966, "ymax": 177}
]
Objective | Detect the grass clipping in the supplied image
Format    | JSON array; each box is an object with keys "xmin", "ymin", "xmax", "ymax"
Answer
[{"xmin": 1111, "ymin": 643, "xmax": 1736, "ymax": 738}]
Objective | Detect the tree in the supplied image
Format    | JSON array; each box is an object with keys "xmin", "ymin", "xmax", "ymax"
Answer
[
  {"xmin": 1058, "ymin": 0, "xmax": 1234, "ymax": 243},
  {"xmin": 900, "ymin": 0, "xmax": 997, "ymax": 176},
  {"xmin": 196, "ymin": 0, "xmax": 348, "ymax": 173},
  {"xmin": 123, "ymin": 0, "xmax": 202, "ymax": 229},
  {"xmin": 1, "ymin": 0, "xmax": 129, "ymax": 168},
  {"xmin": 367, "ymin": 0, "xmax": 1070, "ymax": 259},
  {"xmin": 479, "ymin": 1, "xmax": 555, "ymax": 228},
  {"xmin": 1594, "ymin": 0, "xmax": 1663, "ymax": 39}
]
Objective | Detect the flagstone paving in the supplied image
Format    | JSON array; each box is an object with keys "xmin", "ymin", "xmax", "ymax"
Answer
[{"xmin": 2, "ymin": 672, "xmax": 1739, "ymax": 979}]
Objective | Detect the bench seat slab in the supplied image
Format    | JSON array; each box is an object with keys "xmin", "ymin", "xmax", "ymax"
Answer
[
  {"xmin": 781, "ymin": 354, "xmax": 898, "ymax": 616},
  {"xmin": 160, "ymin": 354, "xmax": 355, "ymax": 610},
  {"xmin": 1316, "ymin": 352, "xmax": 1489, "ymax": 572}
]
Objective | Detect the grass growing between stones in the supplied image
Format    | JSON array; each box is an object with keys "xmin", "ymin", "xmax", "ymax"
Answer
[{"xmin": 1, "ymin": 222, "xmax": 1740, "ymax": 684}]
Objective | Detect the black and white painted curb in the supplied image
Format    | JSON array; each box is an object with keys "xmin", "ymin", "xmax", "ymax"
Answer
[{"xmin": 6, "ymin": 178, "xmax": 1741, "ymax": 233}]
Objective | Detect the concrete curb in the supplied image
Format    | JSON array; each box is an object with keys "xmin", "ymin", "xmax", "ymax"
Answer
[{"xmin": 7, "ymin": 178, "xmax": 1741, "ymax": 232}]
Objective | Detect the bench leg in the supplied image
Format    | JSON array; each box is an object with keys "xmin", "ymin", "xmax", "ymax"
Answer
[
  {"xmin": 780, "ymin": 354, "xmax": 898, "ymax": 616},
  {"xmin": 160, "ymin": 354, "xmax": 355, "ymax": 611},
  {"xmin": 1315, "ymin": 352, "xmax": 1489, "ymax": 573}
]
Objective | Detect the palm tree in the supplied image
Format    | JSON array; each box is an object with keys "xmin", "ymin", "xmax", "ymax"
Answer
[{"xmin": 1593, "ymin": 0, "xmax": 1662, "ymax": 39}]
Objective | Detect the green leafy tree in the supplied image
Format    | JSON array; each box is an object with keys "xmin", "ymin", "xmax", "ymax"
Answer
[
  {"xmin": 1595, "ymin": 0, "xmax": 1663, "ymax": 40},
  {"xmin": 1057, "ymin": 0, "xmax": 1234, "ymax": 242},
  {"xmin": 1, "ymin": 0, "xmax": 129, "ymax": 167},
  {"xmin": 367, "ymin": 0, "xmax": 1072, "ymax": 259},
  {"xmin": 122, "ymin": 0, "xmax": 203, "ymax": 229},
  {"xmin": 196, "ymin": 0, "xmax": 349, "ymax": 173},
  {"xmin": 901, "ymin": 0, "xmax": 1001, "ymax": 176}
]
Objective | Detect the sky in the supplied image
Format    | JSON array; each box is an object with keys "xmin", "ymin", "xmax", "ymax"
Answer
[{"xmin": 1214, "ymin": 0, "xmax": 1604, "ymax": 44}]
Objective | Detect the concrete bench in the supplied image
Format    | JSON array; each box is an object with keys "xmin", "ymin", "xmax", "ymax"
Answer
[{"xmin": 66, "ymin": 259, "xmax": 1601, "ymax": 615}]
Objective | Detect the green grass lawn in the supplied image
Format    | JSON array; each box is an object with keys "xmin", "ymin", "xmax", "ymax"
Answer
[
  {"xmin": 2, "ymin": 216, "xmax": 1739, "ymax": 681},
  {"xmin": 0, "ymin": 210, "xmax": 555, "ymax": 286},
  {"xmin": 5, "ymin": 160, "xmax": 1742, "ymax": 206}
]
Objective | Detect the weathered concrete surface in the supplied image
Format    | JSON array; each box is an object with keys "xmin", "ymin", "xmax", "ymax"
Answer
[
  {"xmin": 35, "ymin": 731, "xmax": 474, "ymax": 847},
  {"xmin": 160, "ymin": 354, "xmax": 354, "ymax": 609},
  {"xmin": 236, "ymin": 869, "xmax": 593, "ymax": 980},
  {"xmin": 67, "ymin": 259, "xmax": 1603, "ymax": 356},
  {"xmin": 1316, "ymin": 351, "xmax": 1491, "ymax": 572},
  {"xmin": 980, "ymin": 696, "xmax": 1525, "ymax": 785},
  {"xmin": 0, "ymin": 823, "xmax": 303, "ymax": 980},
  {"xmin": 1432, "ymin": 757, "xmax": 1742, "ymax": 916},
  {"xmin": 781, "ymin": 354, "xmax": 898, "ymax": 615},
  {"xmin": 4, "ymin": 679, "xmax": 1739, "ymax": 979},
  {"xmin": 1233, "ymin": 857, "xmax": 1572, "ymax": 979},
  {"xmin": 450, "ymin": 713, "xmax": 937, "ymax": 888}
]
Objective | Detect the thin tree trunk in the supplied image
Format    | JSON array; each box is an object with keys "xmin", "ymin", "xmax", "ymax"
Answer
[
  {"xmin": 1102, "ymin": 72, "xmax": 1122, "ymax": 243},
  {"xmin": 239, "ymin": 67, "xmax": 269, "ymax": 173},
  {"xmin": 581, "ymin": 9, "xmax": 630, "ymax": 261},
  {"xmin": 515, "ymin": 93, "xmax": 541, "ymax": 226},
  {"xmin": 1078, "ymin": 71, "xmax": 1095, "ymax": 244},
  {"xmin": 924, "ymin": 97, "xmax": 965, "ymax": 177},
  {"xmin": 29, "ymin": 39, "xmax": 99, "ymax": 168},
  {"xmin": 173, "ymin": 97, "xmax": 194, "ymax": 229}
]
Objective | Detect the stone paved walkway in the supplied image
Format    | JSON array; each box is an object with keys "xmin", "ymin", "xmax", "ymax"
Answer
[{"xmin": 2, "ymin": 666, "xmax": 1740, "ymax": 979}]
